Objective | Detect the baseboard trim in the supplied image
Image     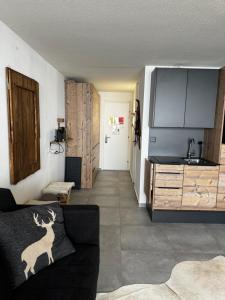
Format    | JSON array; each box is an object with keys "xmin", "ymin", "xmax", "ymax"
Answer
[{"xmin": 147, "ymin": 207, "xmax": 225, "ymax": 224}]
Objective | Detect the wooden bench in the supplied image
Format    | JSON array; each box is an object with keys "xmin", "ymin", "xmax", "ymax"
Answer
[{"xmin": 42, "ymin": 182, "xmax": 75, "ymax": 204}]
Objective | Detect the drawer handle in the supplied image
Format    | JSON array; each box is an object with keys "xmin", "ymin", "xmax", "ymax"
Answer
[
  {"xmin": 157, "ymin": 172, "xmax": 182, "ymax": 175},
  {"xmin": 156, "ymin": 187, "xmax": 181, "ymax": 190}
]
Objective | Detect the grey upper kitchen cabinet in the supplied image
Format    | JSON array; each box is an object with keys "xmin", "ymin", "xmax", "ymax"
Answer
[
  {"xmin": 184, "ymin": 69, "xmax": 219, "ymax": 128},
  {"xmin": 150, "ymin": 68, "xmax": 218, "ymax": 128},
  {"xmin": 151, "ymin": 68, "xmax": 187, "ymax": 127}
]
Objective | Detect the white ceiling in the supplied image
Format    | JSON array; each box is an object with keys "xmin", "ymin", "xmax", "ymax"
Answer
[{"xmin": 0, "ymin": 0, "xmax": 225, "ymax": 91}]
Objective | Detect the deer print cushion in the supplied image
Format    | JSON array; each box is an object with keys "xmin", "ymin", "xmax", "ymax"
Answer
[{"xmin": 0, "ymin": 202, "xmax": 75, "ymax": 288}]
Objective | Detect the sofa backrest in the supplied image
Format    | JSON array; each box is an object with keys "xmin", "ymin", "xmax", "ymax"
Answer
[{"xmin": 0, "ymin": 188, "xmax": 17, "ymax": 212}]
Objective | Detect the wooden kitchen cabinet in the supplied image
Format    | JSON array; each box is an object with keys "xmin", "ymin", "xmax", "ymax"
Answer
[
  {"xmin": 145, "ymin": 162, "xmax": 221, "ymax": 211},
  {"xmin": 150, "ymin": 68, "xmax": 218, "ymax": 128},
  {"xmin": 182, "ymin": 165, "xmax": 219, "ymax": 209}
]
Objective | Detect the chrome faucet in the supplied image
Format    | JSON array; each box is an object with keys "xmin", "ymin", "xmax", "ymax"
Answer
[{"xmin": 187, "ymin": 138, "xmax": 195, "ymax": 159}]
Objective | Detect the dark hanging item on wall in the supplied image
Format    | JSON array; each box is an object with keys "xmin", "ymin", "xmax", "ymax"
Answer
[
  {"xmin": 65, "ymin": 157, "xmax": 82, "ymax": 189},
  {"xmin": 55, "ymin": 127, "xmax": 66, "ymax": 143},
  {"xmin": 134, "ymin": 99, "xmax": 141, "ymax": 149},
  {"xmin": 50, "ymin": 118, "xmax": 66, "ymax": 154},
  {"xmin": 55, "ymin": 118, "xmax": 66, "ymax": 142}
]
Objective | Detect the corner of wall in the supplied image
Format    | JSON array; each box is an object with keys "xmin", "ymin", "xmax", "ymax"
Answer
[{"xmin": 135, "ymin": 66, "xmax": 155, "ymax": 204}]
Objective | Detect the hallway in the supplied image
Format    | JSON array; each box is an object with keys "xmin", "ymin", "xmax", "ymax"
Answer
[{"xmin": 71, "ymin": 171, "xmax": 225, "ymax": 293}]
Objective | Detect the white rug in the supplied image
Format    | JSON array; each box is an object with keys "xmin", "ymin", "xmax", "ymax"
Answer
[{"xmin": 96, "ymin": 256, "xmax": 225, "ymax": 300}]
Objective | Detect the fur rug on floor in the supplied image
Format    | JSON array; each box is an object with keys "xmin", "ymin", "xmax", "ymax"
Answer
[{"xmin": 96, "ymin": 256, "xmax": 225, "ymax": 300}]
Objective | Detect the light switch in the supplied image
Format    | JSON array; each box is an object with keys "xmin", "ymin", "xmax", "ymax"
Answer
[{"xmin": 150, "ymin": 137, "xmax": 157, "ymax": 143}]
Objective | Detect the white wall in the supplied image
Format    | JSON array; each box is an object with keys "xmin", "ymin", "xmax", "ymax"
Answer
[
  {"xmin": 131, "ymin": 67, "xmax": 153, "ymax": 205},
  {"xmin": 99, "ymin": 91, "xmax": 133, "ymax": 170},
  {"xmin": 0, "ymin": 21, "xmax": 65, "ymax": 203}
]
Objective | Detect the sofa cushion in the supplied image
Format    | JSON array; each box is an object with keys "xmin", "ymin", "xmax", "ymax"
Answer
[
  {"xmin": 0, "ymin": 203, "xmax": 75, "ymax": 289},
  {"xmin": 13, "ymin": 245, "xmax": 99, "ymax": 300}
]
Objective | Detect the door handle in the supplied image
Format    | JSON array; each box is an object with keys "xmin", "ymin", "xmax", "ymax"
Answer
[{"xmin": 105, "ymin": 135, "xmax": 111, "ymax": 143}]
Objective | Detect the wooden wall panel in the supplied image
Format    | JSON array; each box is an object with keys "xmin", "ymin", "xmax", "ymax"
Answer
[
  {"xmin": 65, "ymin": 81, "xmax": 100, "ymax": 188},
  {"xmin": 84, "ymin": 83, "xmax": 92, "ymax": 188},
  {"xmin": 204, "ymin": 68, "xmax": 225, "ymax": 163},
  {"xmin": 65, "ymin": 81, "xmax": 83, "ymax": 157},
  {"xmin": 7, "ymin": 68, "xmax": 40, "ymax": 184},
  {"xmin": 91, "ymin": 84, "xmax": 100, "ymax": 149},
  {"xmin": 91, "ymin": 84, "xmax": 100, "ymax": 185}
]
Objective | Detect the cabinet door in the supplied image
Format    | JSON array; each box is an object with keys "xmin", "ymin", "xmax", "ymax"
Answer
[
  {"xmin": 152, "ymin": 68, "xmax": 187, "ymax": 127},
  {"xmin": 182, "ymin": 165, "xmax": 218, "ymax": 209},
  {"xmin": 184, "ymin": 69, "xmax": 218, "ymax": 128}
]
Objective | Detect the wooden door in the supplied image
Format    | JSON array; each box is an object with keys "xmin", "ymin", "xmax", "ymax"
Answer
[{"xmin": 7, "ymin": 68, "xmax": 40, "ymax": 184}]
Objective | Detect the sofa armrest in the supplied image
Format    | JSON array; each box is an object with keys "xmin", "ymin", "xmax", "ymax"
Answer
[{"xmin": 63, "ymin": 205, "xmax": 99, "ymax": 246}]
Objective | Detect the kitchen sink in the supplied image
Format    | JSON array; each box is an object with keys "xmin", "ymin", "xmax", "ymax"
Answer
[
  {"xmin": 183, "ymin": 158, "xmax": 200, "ymax": 164},
  {"xmin": 183, "ymin": 158, "xmax": 211, "ymax": 165}
]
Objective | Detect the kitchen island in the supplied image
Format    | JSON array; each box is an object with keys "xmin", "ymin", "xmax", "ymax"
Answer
[{"xmin": 145, "ymin": 150, "xmax": 225, "ymax": 223}]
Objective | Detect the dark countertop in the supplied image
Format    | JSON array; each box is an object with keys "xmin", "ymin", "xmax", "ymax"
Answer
[{"xmin": 149, "ymin": 156, "xmax": 219, "ymax": 166}]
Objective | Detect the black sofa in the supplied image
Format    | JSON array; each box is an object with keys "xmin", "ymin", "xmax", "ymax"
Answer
[{"xmin": 0, "ymin": 188, "xmax": 100, "ymax": 300}]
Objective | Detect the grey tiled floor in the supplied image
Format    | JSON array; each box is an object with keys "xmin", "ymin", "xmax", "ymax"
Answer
[{"xmin": 70, "ymin": 171, "xmax": 225, "ymax": 292}]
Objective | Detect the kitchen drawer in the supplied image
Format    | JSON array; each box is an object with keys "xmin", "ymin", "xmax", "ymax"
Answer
[
  {"xmin": 184, "ymin": 165, "xmax": 219, "ymax": 172},
  {"xmin": 155, "ymin": 179, "xmax": 183, "ymax": 188},
  {"xmin": 155, "ymin": 164, "xmax": 184, "ymax": 188},
  {"xmin": 155, "ymin": 164, "xmax": 184, "ymax": 173},
  {"xmin": 183, "ymin": 178, "xmax": 218, "ymax": 187},
  {"xmin": 154, "ymin": 195, "xmax": 182, "ymax": 209},
  {"xmin": 182, "ymin": 186, "xmax": 217, "ymax": 208},
  {"xmin": 155, "ymin": 173, "xmax": 183, "ymax": 181},
  {"xmin": 218, "ymin": 173, "xmax": 225, "ymax": 193},
  {"xmin": 183, "ymin": 166, "xmax": 219, "ymax": 187},
  {"xmin": 220, "ymin": 145, "xmax": 225, "ymax": 159},
  {"xmin": 155, "ymin": 187, "xmax": 182, "ymax": 196},
  {"xmin": 217, "ymin": 194, "xmax": 225, "ymax": 209},
  {"xmin": 219, "ymin": 165, "xmax": 225, "ymax": 173}
]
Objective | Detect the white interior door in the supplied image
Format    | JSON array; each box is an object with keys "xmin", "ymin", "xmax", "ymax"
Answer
[{"xmin": 103, "ymin": 101, "xmax": 129, "ymax": 170}]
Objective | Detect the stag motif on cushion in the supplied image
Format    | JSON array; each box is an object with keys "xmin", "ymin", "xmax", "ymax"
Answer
[{"xmin": 21, "ymin": 209, "xmax": 56, "ymax": 279}]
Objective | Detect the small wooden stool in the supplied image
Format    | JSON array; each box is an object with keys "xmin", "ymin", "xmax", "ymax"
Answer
[{"xmin": 42, "ymin": 182, "xmax": 75, "ymax": 204}]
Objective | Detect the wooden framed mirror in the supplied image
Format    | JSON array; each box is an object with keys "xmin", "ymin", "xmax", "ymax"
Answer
[{"xmin": 6, "ymin": 68, "xmax": 40, "ymax": 184}]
